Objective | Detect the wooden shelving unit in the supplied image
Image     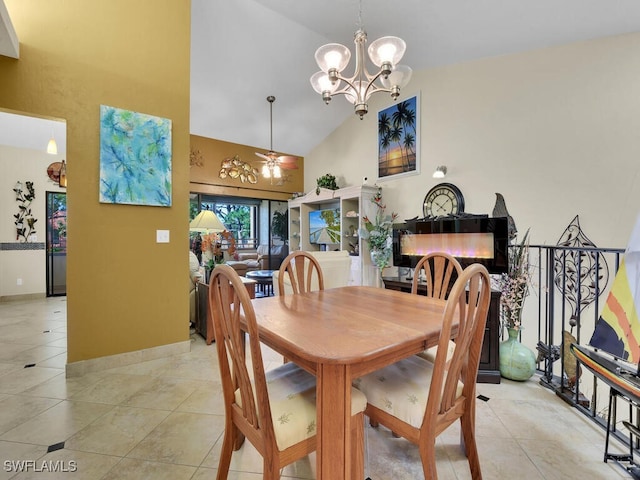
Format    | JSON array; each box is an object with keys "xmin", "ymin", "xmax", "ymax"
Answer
[{"xmin": 288, "ymin": 185, "xmax": 378, "ymax": 285}]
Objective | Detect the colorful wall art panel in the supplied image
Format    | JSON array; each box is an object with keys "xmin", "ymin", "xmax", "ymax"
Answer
[{"xmin": 99, "ymin": 105, "xmax": 172, "ymax": 206}]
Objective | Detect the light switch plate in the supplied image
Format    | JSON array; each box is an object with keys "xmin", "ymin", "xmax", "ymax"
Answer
[{"xmin": 156, "ymin": 229, "xmax": 170, "ymax": 243}]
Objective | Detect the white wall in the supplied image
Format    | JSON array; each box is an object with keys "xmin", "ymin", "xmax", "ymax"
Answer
[
  {"xmin": 0, "ymin": 144, "xmax": 65, "ymax": 297},
  {"xmin": 305, "ymin": 32, "xmax": 640, "ymax": 251}
]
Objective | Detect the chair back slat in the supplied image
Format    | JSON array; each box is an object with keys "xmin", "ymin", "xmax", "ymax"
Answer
[
  {"xmin": 423, "ymin": 264, "xmax": 491, "ymax": 422},
  {"xmin": 278, "ymin": 251, "xmax": 325, "ymax": 295},
  {"xmin": 412, "ymin": 252, "xmax": 463, "ymax": 299},
  {"xmin": 209, "ymin": 265, "xmax": 274, "ymax": 437}
]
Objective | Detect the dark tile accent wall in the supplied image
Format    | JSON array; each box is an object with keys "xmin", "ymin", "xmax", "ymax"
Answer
[{"xmin": 0, "ymin": 242, "xmax": 45, "ymax": 251}]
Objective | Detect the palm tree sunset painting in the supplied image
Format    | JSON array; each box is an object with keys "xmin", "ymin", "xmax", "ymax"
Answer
[{"xmin": 378, "ymin": 95, "xmax": 419, "ymax": 179}]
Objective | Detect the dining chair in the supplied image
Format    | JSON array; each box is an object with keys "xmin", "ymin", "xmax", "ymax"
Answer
[
  {"xmin": 411, "ymin": 251, "xmax": 463, "ymax": 298},
  {"xmin": 277, "ymin": 250, "xmax": 324, "ymax": 295},
  {"xmin": 209, "ymin": 264, "xmax": 367, "ymax": 480},
  {"xmin": 354, "ymin": 263, "xmax": 491, "ymax": 480},
  {"xmin": 413, "ymin": 252, "xmax": 463, "ymax": 363}
]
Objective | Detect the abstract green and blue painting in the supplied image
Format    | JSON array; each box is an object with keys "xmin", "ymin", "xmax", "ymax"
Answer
[{"xmin": 99, "ymin": 105, "xmax": 172, "ymax": 206}]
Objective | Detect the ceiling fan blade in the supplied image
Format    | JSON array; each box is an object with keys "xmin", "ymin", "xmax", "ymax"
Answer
[
  {"xmin": 255, "ymin": 152, "xmax": 272, "ymax": 162},
  {"xmin": 277, "ymin": 155, "xmax": 299, "ymax": 169}
]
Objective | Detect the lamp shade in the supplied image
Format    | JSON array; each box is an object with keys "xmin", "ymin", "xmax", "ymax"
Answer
[
  {"xmin": 432, "ymin": 166, "xmax": 447, "ymax": 178},
  {"xmin": 47, "ymin": 136, "xmax": 58, "ymax": 155},
  {"xmin": 345, "ymin": 81, "xmax": 368, "ymax": 104},
  {"xmin": 189, "ymin": 210, "xmax": 226, "ymax": 232},
  {"xmin": 314, "ymin": 43, "xmax": 351, "ymax": 73},
  {"xmin": 380, "ymin": 64, "xmax": 413, "ymax": 89},
  {"xmin": 310, "ymin": 71, "xmax": 340, "ymax": 95},
  {"xmin": 368, "ymin": 36, "xmax": 406, "ymax": 67}
]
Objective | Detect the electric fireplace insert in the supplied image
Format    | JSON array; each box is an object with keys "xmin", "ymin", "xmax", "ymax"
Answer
[{"xmin": 392, "ymin": 216, "xmax": 509, "ymax": 274}]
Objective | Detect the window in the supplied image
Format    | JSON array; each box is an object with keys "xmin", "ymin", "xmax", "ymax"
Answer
[{"xmin": 193, "ymin": 195, "xmax": 260, "ymax": 250}]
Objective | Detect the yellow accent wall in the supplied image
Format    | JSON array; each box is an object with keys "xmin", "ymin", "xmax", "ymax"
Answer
[{"xmin": 0, "ymin": 1, "xmax": 191, "ymax": 362}]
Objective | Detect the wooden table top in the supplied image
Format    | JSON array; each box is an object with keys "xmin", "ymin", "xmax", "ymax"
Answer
[{"xmin": 250, "ymin": 285, "xmax": 447, "ymax": 368}]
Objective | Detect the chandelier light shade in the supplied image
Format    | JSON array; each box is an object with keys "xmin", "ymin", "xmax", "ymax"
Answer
[
  {"xmin": 310, "ymin": 8, "xmax": 412, "ymax": 119},
  {"xmin": 189, "ymin": 209, "xmax": 226, "ymax": 233}
]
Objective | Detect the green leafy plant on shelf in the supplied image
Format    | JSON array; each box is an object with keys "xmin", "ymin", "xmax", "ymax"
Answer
[{"xmin": 316, "ymin": 173, "xmax": 338, "ymax": 194}]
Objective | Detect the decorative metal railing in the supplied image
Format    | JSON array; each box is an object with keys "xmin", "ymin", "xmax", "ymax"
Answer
[{"xmin": 527, "ymin": 244, "xmax": 635, "ymax": 451}]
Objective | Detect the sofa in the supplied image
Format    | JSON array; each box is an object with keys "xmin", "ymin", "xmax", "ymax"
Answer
[{"xmin": 230, "ymin": 244, "xmax": 289, "ymax": 273}]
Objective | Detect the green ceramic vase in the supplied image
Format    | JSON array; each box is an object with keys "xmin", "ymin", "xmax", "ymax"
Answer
[{"xmin": 499, "ymin": 327, "xmax": 536, "ymax": 381}]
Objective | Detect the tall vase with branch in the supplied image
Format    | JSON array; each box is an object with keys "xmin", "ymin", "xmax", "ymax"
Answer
[
  {"xmin": 497, "ymin": 229, "xmax": 537, "ymax": 380},
  {"xmin": 360, "ymin": 188, "xmax": 398, "ymax": 284},
  {"xmin": 498, "ymin": 229, "xmax": 531, "ymax": 332}
]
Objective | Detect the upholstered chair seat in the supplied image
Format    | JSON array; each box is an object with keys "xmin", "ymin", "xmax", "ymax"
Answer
[
  {"xmin": 354, "ymin": 355, "xmax": 462, "ymax": 429},
  {"xmin": 418, "ymin": 340, "xmax": 456, "ymax": 363},
  {"xmin": 235, "ymin": 361, "xmax": 366, "ymax": 450}
]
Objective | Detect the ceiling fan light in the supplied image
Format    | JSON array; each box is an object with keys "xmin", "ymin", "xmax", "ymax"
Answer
[
  {"xmin": 273, "ymin": 165, "xmax": 282, "ymax": 178},
  {"xmin": 310, "ymin": 71, "xmax": 339, "ymax": 95},
  {"xmin": 262, "ymin": 165, "xmax": 271, "ymax": 178},
  {"xmin": 368, "ymin": 36, "xmax": 406, "ymax": 67},
  {"xmin": 381, "ymin": 64, "xmax": 413, "ymax": 89},
  {"xmin": 315, "ymin": 43, "xmax": 351, "ymax": 73}
]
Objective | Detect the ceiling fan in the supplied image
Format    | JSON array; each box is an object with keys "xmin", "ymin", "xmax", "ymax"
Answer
[{"xmin": 256, "ymin": 96, "xmax": 298, "ymax": 181}]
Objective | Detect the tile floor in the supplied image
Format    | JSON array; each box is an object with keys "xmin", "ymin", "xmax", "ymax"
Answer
[{"xmin": 0, "ymin": 296, "xmax": 633, "ymax": 479}]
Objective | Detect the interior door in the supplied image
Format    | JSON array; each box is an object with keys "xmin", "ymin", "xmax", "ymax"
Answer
[{"xmin": 46, "ymin": 191, "xmax": 67, "ymax": 296}]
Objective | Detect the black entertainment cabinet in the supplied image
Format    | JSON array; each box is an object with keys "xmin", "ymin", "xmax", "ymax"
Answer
[{"xmin": 382, "ymin": 275, "xmax": 501, "ymax": 383}]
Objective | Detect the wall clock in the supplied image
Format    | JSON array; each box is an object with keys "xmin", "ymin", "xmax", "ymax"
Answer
[{"xmin": 423, "ymin": 183, "xmax": 465, "ymax": 217}]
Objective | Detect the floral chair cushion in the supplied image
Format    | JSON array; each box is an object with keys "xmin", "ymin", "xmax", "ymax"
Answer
[
  {"xmin": 417, "ymin": 340, "xmax": 456, "ymax": 363},
  {"xmin": 235, "ymin": 361, "xmax": 367, "ymax": 450},
  {"xmin": 353, "ymin": 355, "xmax": 463, "ymax": 429}
]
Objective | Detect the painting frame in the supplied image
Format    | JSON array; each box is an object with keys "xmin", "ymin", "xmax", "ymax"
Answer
[
  {"xmin": 377, "ymin": 92, "xmax": 420, "ymax": 181},
  {"xmin": 99, "ymin": 105, "xmax": 172, "ymax": 207}
]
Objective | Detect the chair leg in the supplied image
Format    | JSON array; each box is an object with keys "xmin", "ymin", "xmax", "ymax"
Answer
[
  {"xmin": 419, "ymin": 440, "xmax": 439, "ymax": 480},
  {"xmin": 233, "ymin": 429, "xmax": 245, "ymax": 451},
  {"xmin": 263, "ymin": 459, "xmax": 281, "ymax": 480},
  {"xmin": 216, "ymin": 426, "xmax": 235, "ymax": 480},
  {"xmin": 351, "ymin": 412, "xmax": 365, "ymax": 480},
  {"xmin": 460, "ymin": 413, "xmax": 482, "ymax": 480}
]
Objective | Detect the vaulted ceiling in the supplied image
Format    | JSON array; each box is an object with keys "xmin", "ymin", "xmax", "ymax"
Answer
[
  {"xmin": 2, "ymin": 1, "xmax": 640, "ymax": 158},
  {"xmin": 191, "ymin": 0, "xmax": 640, "ymax": 157}
]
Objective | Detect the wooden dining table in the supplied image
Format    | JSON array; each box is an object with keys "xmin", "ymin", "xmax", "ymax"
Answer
[{"xmin": 248, "ymin": 285, "xmax": 449, "ymax": 480}]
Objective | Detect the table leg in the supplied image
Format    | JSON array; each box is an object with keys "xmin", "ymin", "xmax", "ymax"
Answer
[{"xmin": 316, "ymin": 363, "xmax": 353, "ymax": 479}]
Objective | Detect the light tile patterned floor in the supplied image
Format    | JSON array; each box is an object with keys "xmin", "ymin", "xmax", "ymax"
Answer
[{"xmin": 0, "ymin": 296, "xmax": 632, "ymax": 479}]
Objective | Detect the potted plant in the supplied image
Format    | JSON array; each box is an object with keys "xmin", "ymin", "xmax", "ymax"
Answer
[
  {"xmin": 271, "ymin": 210, "xmax": 288, "ymax": 242},
  {"xmin": 316, "ymin": 173, "xmax": 338, "ymax": 194},
  {"xmin": 360, "ymin": 188, "xmax": 398, "ymax": 280}
]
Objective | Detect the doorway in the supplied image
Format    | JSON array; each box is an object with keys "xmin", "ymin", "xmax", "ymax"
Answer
[{"xmin": 46, "ymin": 191, "xmax": 67, "ymax": 296}]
